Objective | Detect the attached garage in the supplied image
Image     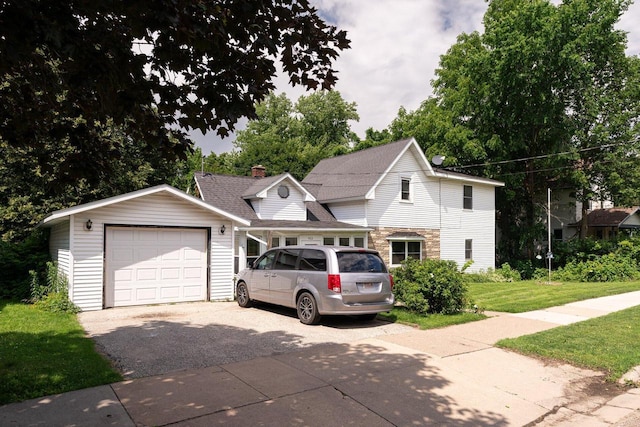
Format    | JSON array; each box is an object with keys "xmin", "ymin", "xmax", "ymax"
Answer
[
  {"xmin": 105, "ymin": 227, "xmax": 209, "ymax": 308},
  {"xmin": 40, "ymin": 185, "xmax": 250, "ymax": 311}
]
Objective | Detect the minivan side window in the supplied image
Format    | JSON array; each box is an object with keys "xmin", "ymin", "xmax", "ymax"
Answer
[
  {"xmin": 254, "ymin": 251, "xmax": 276, "ymax": 270},
  {"xmin": 274, "ymin": 248, "xmax": 300, "ymax": 270},
  {"xmin": 337, "ymin": 252, "xmax": 387, "ymax": 273},
  {"xmin": 298, "ymin": 249, "xmax": 327, "ymax": 271}
]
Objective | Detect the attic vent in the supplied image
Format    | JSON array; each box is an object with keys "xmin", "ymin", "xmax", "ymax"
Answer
[{"xmin": 251, "ymin": 165, "xmax": 266, "ymax": 178}]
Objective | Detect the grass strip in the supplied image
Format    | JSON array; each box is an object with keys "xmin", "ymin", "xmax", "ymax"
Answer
[
  {"xmin": 0, "ymin": 301, "xmax": 122, "ymax": 404},
  {"xmin": 497, "ymin": 305, "xmax": 640, "ymax": 381},
  {"xmin": 379, "ymin": 307, "xmax": 486, "ymax": 329},
  {"xmin": 467, "ymin": 280, "xmax": 640, "ymax": 313}
]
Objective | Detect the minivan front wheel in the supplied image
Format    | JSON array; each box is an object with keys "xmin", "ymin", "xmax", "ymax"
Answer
[
  {"xmin": 297, "ymin": 292, "xmax": 320, "ymax": 325},
  {"xmin": 236, "ymin": 282, "xmax": 252, "ymax": 308}
]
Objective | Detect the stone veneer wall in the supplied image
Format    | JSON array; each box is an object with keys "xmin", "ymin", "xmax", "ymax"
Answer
[{"xmin": 368, "ymin": 227, "xmax": 441, "ymax": 266}]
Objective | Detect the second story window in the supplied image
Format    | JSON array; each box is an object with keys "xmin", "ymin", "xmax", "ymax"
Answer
[
  {"xmin": 463, "ymin": 185, "xmax": 473, "ymax": 210},
  {"xmin": 401, "ymin": 178, "xmax": 411, "ymax": 201}
]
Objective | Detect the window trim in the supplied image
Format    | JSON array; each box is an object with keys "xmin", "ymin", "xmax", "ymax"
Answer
[
  {"xmin": 389, "ymin": 240, "xmax": 423, "ymax": 267},
  {"xmin": 465, "ymin": 239, "xmax": 473, "ymax": 261},
  {"xmin": 400, "ymin": 176, "xmax": 412, "ymax": 203},
  {"xmin": 463, "ymin": 185, "xmax": 473, "ymax": 210}
]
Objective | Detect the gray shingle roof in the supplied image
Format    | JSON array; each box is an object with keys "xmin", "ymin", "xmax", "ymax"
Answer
[
  {"xmin": 195, "ymin": 172, "xmax": 259, "ymax": 219},
  {"xmin": 194, "ymin": 172, "xmax": 340, "ymax": 224},
  {"xmin": 302, "ymin": 138, "xmax": 414, "ymax": 202}
]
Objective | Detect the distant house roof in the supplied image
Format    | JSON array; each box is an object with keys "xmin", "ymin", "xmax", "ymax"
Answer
[
  {"xmin": 586, "ymin": 207, "xmax": 640, "ymax": 228},
  {"xmin": 302, "ymin": 138, "xmax": 504, "ymax": 203}
]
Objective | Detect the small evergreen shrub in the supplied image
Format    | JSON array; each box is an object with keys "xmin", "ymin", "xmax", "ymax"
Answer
[
  {"xmin": 392, "ymin": 258, "xmax": 469, "ymax": 315},
  {"xmin": 29, "ymin": 261, "xmax": 79, "ymax": 313}
]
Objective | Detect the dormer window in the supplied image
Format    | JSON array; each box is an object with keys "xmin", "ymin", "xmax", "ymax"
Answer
[{"xmin": 277, "ymin": 185, "xmax": 290, "ymax": 198}]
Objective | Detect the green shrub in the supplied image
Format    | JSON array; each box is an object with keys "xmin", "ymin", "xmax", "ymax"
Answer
[
  {"xmin": 0, "ymin": 231, "xmax": 50, "ymax": 300},
  {"xmin": 29, "ymin": 261, "xmax": 79, "ymax": 313},
  {"xmin": 554, "ymin": 252, "xmax": 639, "ymax": 282},
  {"xmin": 392, "ymin": 258, "xmax": 469, "ymax": 315},
  {"xmin": 462, "ymin": 263, "xmax": 521, "ymax": 283}
]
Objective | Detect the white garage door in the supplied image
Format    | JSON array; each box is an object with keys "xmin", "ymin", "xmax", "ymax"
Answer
[{"xmin": 105, "ymin": 227, "xmax": 208, "ymax": 307}]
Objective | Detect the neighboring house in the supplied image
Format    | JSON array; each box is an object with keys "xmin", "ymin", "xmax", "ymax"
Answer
[
  {"xmin": 579, "ymin": 207, "xmax": 640, "ymax": 239},
  {"xmin": 41, "ymin": 137, "xmax": 504, "ymax": 311}
]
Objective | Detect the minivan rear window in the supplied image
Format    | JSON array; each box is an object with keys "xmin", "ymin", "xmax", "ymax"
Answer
[
  {"xmin": 298, "ymin": 249, "xmax": 327, "ymax": 271},
  {"xmin": 337, "ymin": 252, "xmax": 387, "ymax": 273}
]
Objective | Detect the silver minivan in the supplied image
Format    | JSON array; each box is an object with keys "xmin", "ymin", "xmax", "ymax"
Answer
[{"xmin": 235, "ymin": 245, "xmax": 395, "ymax": 324}]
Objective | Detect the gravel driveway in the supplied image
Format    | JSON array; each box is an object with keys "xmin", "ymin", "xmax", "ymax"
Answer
[{"xmin": 79, "ymin": 301, "xmax": 412, "ymax": 379}]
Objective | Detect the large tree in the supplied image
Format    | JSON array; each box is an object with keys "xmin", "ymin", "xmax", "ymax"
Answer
[
  {"xmin": 0, "ymin": 0, "xmax": 349, "ymax": 240},
  {"xmin": 428, "ymin": 0, "xmax": 640, "ymax": 260},
  {"xmin": 232, "ymin": 91, "xmax": 359, "ymax": 179}
]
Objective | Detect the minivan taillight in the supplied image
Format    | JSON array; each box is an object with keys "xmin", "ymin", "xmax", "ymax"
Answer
[
  {"xmin": 389, "ymin": 274, "xmax": 394, "ymax": 289},
  {"xmin": 328, "ymin": 274, "xmax": 341, "ymax": 293}
]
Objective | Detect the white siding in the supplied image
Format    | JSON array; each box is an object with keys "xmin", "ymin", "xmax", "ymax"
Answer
[
  {"xmin": 330, "ymin": 201, "xmax": 367, "ymax": 226},
  {"xmin": 257, "ymin": 182, "xmax": 306, "ymax": 221},
  {"xmin": 49, "ymin": 220, "xmax": 72, "ymax": 293},
  {"xmin": 69, "ymin": 192, "xmax": 233, "ymax": 311},
  {"xmin": 366, "ymin": 148, "xmax": 440, "ymax": 228},
  {"xmin": 439, "ymin": 181, "xmax": 496, "ymax": 272}
]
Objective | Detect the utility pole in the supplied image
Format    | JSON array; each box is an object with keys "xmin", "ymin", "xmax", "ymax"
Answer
[{"xmin": 547, "ymin": 188, "xmax": 552, "ymax": 283}]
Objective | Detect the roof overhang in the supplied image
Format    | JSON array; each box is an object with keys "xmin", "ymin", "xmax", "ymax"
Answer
[{"xmin": 39, "ymin": 184, "xmax": 251, "ymax": 228}]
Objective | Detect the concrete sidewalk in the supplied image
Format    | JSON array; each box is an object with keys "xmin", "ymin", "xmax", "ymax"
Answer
[{"xmin": 2, "ymin": 292, "xmax": 640, "ymax": 426}]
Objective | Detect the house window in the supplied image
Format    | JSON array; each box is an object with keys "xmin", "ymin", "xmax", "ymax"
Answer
[
  {"xmin": 271, "ymin": 236, "xmax": 280, "ymax": 248},
  {"xmin": 391, "ymin": 241, "xmax": 422, "ymax": 265},
  {"xmin": 353, "ymin": 237, "xmax": 365, "ymax": 248},
  {"xmin": 323, "ymin": 237, "xmax": 335, "ymax": 245},
  {"xmin": 465, "ymin": 239, "xmax": 473, "ymax": 260},
  {"xmin": 247, "ymin": 238, "xmax": 260, "ymax": 267},
  {"xmin": 339, "ymin": 237, "xmax": 350, "ymax": 246},
  {"xmin": 401, "ymin": 177, "xmax": 411, "ymax": 201},
  {"xmin": 285, "ymin": 237, "xmax": 298, "ymax": 246},
  {"xmin": 553, "ymin": 229, "xmax": 563, "ymax": 241},
  {"xmin": 463, "ymin": 185, "xmax": 473, "ymax": 210}
]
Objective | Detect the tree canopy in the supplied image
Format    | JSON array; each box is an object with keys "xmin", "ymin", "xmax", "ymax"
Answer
[
  {"xmin": 389, "ymin": 0, "xmax": 640, "ymax": 261},
  {"xmin": 230, "ymin": 91, "xmax": 359, "ymax": 180},
  {"xmin": 0, "ymin": 0, "xmax": 349, "ymax": 241}
]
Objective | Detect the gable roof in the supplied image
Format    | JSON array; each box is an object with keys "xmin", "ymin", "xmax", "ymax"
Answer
[
  {"xmin": 242, "ymin": 173, "xmax": 316, "ymax": 201},
  {"xmin": 586, "ymin": 207, "xmax": 640, "ymax": 228},
  {"xmin": 40, "ymin": 184, "xmax": 250, "ymax": 227},
  {"xmin": 302, "ymin": 138, "xmax": 418, "ymax": 202},
  {"xmin": 302, "ymin": 138, "xmax": 503, "ymax": 203},
  {"xmin": 194, "ymin": 172, "xmax": 336, "ymax": 223}
]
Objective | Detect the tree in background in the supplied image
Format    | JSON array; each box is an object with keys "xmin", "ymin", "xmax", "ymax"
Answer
[
  {"xmin": 232, "ymin": 91, "xmax": 359, "ymax": 180},
  {"xmin": 0, "ymin": 0, "xmax": 349, "ymax": 241},
  {"xmin": 388, "ymin": 0, "xmax": 639, "ymax": 262}
]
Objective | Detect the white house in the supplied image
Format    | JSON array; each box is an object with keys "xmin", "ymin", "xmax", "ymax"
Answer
[{"xmin": 41, "ymin": 137, "xmax": 503, "ymax": 311}]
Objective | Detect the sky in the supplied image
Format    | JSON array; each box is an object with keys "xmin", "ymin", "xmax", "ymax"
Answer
[{"xmin": 193, "ymin": 0, "xmax": 640, "ymax": 155}]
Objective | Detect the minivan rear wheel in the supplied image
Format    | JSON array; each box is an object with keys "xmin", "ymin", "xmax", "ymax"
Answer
[
  {"xmin": 236, "ymin": 282, "xmax": 252, "ymax": 308},
  {"xmin": 297, "ymin": 292, "xmax": 320, "ymax": 325}
]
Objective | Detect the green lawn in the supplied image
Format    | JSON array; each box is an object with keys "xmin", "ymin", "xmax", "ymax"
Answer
[
  {"xmin": 0, "ymin": 301, "xmax": 122, "ymax": 404},
  {"xmin": 498, "ymin": 305, "xmax": 640, "ymax": 381},
  {"xmin": 378, "ymin": 307, "xmax": 486, "ymax": 329},
  {"xmin": 468, "ymin": 280, "xmax": 640, "ymax": 313}
]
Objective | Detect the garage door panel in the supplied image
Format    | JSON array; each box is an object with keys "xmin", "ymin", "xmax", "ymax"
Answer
[{"xmin": 105, "ymin": 227, "xmax": 208, "ymax": 308}]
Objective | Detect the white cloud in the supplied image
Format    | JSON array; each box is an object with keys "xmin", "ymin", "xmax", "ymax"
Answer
[{"xmin": 197, "ymin": 0, "xmax": 640, "ymax": 154}]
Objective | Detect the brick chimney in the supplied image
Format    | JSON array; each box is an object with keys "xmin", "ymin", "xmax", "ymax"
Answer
[{"xmin": 251, "ymin": 165, "xmax": 266, "ymax": 179}]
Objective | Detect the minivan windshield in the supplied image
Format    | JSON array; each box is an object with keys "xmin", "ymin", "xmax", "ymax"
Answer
[{"xmin": 337, "ymin": 252, "xmax": 387, "ymax": 273}]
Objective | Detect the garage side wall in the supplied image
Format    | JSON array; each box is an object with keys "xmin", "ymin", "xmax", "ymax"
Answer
[
  {"xmin": 49, "ymin": 220, "xmax": 72, "ymax": 296},
  {"xmin": 70, "ymin": 193, "xmax": 233, "ymax": 311}
]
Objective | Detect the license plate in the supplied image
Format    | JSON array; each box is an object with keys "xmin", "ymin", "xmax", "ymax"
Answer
[{"xmin": 360, "ymin": 282, "xmax": 374, "ymax": 289}]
